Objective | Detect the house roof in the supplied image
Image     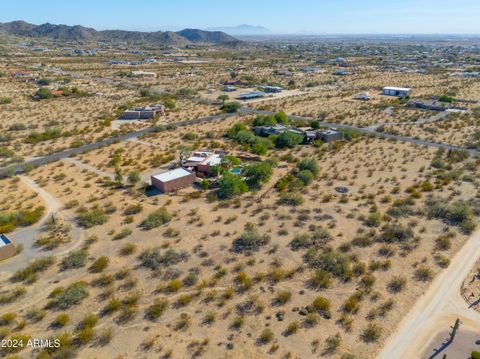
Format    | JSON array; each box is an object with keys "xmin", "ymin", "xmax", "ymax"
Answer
[
  {"xmin": 383, "ymin": 86, "xmax": 412, "ymax": 92},
  {"xmin": 152, "ymin": 168, "xmax": 192, "ymax": 183}
]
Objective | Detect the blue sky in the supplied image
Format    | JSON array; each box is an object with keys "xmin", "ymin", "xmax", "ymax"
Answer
[{"xmin": 2, "ymin": 0, "xmax": 479, "ymax": 34}]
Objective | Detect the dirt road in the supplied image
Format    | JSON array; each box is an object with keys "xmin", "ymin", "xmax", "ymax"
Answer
[{"xmin": 377, "ymin": 229, "xmax": 480, "ymax": 359}]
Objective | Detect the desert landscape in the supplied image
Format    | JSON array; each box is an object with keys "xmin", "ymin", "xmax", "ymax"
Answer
[{"xmin": 0, "ymin": 7, "xmax": 479, "ymax": 359}]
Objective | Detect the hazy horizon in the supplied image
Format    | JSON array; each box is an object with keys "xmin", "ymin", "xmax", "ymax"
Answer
[{"xmin": 1, "ymin": 0, "xmax": 480, "ymax": 35}]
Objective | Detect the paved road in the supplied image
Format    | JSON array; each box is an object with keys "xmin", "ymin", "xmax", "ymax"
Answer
[
  {"xmin": 0, "ymin": 106, "xmax": 478, "ymax": 177},
  {"xmin": 0, "ymin": 111, "xmax": 237, "ymax": 177},
  {"xmin": 377, "ymin": 229, "xmax": 480, "ymax": 359},
  {"xmin": 247, "ymin": 108, "xmax": 480, "ymax": 156}
]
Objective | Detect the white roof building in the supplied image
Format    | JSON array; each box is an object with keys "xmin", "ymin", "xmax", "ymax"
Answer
[{"xmin": 152, "ymin": 168, "xmax": 192, "ymax": 182}]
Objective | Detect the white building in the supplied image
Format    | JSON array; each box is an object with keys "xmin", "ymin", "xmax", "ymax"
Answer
[{"xmin": 382, "ymin": 87, "xmax": 412, "ymax": 97}]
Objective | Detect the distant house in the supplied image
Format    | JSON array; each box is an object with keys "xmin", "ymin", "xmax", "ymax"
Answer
[
  {"xmin": 318, "ymin": 129, "xmax": 343, "ymax": 143},
  {"xmin": 0, "ymin": 234, "xmax": 16, "ymax": 262},
  {"xmin": 236, "ymin": 91, "xmax": 265, "ymax": 101},
  {"xmin": 119, "ymin": 104, "xmax": 165, "ymax": 120},
  {"xmin": 151, "ymin": 168, "xmax": 196, "ymax": 193},
  {"xmin": 333, "ymin": 70, "xmax": 352, "ymax": 76},
  {"xmin": 132, "ymin": 70, "xmax": 157, "ymax": 78},
  {"xmin": 407, "ymin": 99, "xmax": 450, "ymax": 111},
  {"xmin": 382, "ymin": 87, "xmax": 412, "ymax": 97},
  {"xmin": 299, "ymin": 67, "xmax": 321, "ymax": 73},
  {"xmin": 223, "ymin": 79, "xmax": 249, "ymax": 87},
  {"xmin": 223, "ymin": 85, "xmax": 237, "ymax": 92},
  {"xmin": 51, "ymin": 90, "xmax": 64, "ymax": 97},
  {"xmin": 254, "ymin": 125, "xmax": 305, "ymax": 137},
  {"xmin": 9, "ymin": 69, "xmax": 33, "ymax": 77},
  {"xmin": 257, "ymin": 85, "xmax": 283, "ymax": 93},
  {"xmin": 182, "ymin": 151, "xmax": 223, "ymax": 177}
]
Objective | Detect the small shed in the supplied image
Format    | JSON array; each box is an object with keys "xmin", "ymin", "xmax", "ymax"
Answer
[
  {"xmin": 382, "ymin": 87, "xmax": 412, "ymax": 97},
  {"xmin": 318, "ymin": 130, "xmax": 342, "ymax": 143},
  {"xmin": 0, "ymin": 234, "xmax": 16, "ymax": 262},
  {"xmin": 151, "ymin": 168, "xmax": 196, "ymax": 193}
]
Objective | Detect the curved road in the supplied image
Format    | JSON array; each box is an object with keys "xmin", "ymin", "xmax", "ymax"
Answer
[
  {"xmin": 377, "ymin": 229, "xmax": 480, "ymax": 359},
  {"xmin": 0, "ymin": 176, "xmax": 86, "ymax": 275}
]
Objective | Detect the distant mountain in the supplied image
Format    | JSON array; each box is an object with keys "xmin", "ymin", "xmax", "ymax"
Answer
[
  {"xmin": 206, "ymin": 24, "xmax": 271, "ymax": 36},
  {"xmin": 0, "ymin": 20, "xmax": 241, "ymax": 46}
]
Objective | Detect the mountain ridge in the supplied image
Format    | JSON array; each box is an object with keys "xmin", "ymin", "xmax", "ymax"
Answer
[{"xmin": 0, "ymin": 20, "xmax": 241, "ymax": 46}]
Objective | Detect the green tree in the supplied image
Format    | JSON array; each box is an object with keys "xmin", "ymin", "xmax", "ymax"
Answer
[
  {"xmin": 201, "ymin": 179, "xmax": 211, "ymax": 191},
  {"xmin": 36, "ymin": 88, "xmax": 53, "ymax": 99},
  {"xmin": 310, "ymin": 120, "xmax": 320, "ymax": 129},
  {"xmin": 298, "ymin": 158, "xmax": 319, "ymax": 176},
  {"xmin": 275, "ymin": 131, "xmax": 303, "ymax": 148},
  {"xmin": 274, "ymin": 111, "xmax": 289, "ymax": 124},
  {"xmin": 127, "ymin": 170, "xmax": 141, "ymax": 187},
  {"xmin": 218, "ymin": 173, "xmax": 248, "ymax": 199},
  {"xmin": 222, "ymin": 101, "xmax": 241, "ymax": 113},
  {"xmin": 217, "ymin": 94, "xmax": 229, "ymax": 104},
  {"xmin": 164, "ymin": 98, "xmax": 176, "ymax": 110},
  {"xmin": 114, "ymin": 167, "xmax": 123, "ymax": 185},
  {"xmin": 243, "ymin": 162, "xmax": 273, "ymax": 188}
]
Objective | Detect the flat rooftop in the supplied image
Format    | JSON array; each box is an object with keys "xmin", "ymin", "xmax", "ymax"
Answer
[
  {"xmin": 383, "ymin": 86, "xmax": 412, "ymax": 91},
  {"xmin": 152, "ymin": 168, "xmax": 192, "ymax": 183}
]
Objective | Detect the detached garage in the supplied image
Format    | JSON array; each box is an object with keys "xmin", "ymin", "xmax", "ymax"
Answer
[{"xmin": 151, "ymin": 168, "xmax": 196, "ymax": 193}]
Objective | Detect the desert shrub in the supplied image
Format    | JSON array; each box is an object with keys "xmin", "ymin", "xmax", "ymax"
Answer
[
  {"xmin": 297, "ymin": 158, "xmax": 319, "ymax": 176},
  {"xmin": 303, "ymin": 312, "xmax": 320, "ymax": 328},
  {"xmin": 89, "ymin": 256, "xmax": 109, "ymax": 273},
  {"xmin": 285, "ymin": 321, "xmax": 299, "ymax": 335},
  {"xmin": 305, "ymin": 248, "xmax": 353, "ymax": 281},
  {"xmin": 232, "ymin": 223, "xmax": 270, "ymax": 253},
  {"xmin": 119, "ymin": 243, "xmax": 136, "ymax": 256},
  {"xmin": 76, "ymin": 207, "xmax": 108, "ymax": 228},
  {"xmin": 427, "ymin": 199, "xmax": 476, "ymax": 234},
  {"xmin": 0, "ymin": 286, "xmax": 26, "ymax": 304},
  {"xmin": 362, "ymin": 323, "xmax": 381, "ymax": 342},
  {"xmin": 278, "ymin": 191, "xmax": 304, "ymax": 206},
  {"xmin": 324, "ymin": 333, "xmax": 342, "ymax": 354},
  {"xmin": 308, "ymin": 270, "xmax": 332, "ymax": 290},
  {"xmin": 435, "ymin": 235, "xmax": 452, "ymax": 251},
  {"xmin": 258, "ymin": 328, "xmax": 274, "ymax": 344},
  {"xmin": 47, "ymin": 282, "xmax": 89, "ymax": 310},
  {"xmin": 296, "ymin": 170, "xmax": 314, "ymax": 186},
  {"xmin": 145, "ymin": 299, "xmax": 168, "ymax": 321},
  {"xmin": 273, "ymin": 290, "xmax": 292, "ymax": 305},
  {"xmin": 0, "ymin": 207, "xmax": 45, "ymax": 233},
  {"xmin": 472, "ymin": 351, "xmax": 480, "ymax": 359},
  {"xmin": 378, "ymin": 224, "xmax": 414, "ymax": 243},
  {"xmin": 114, "ymin": 227, "xmax": 132, "ymax": 240},
  {"xmin": 11, "ymin": 256, "xmax": 55, "ymax": 283},
  {"xmin": 60, "ymin": 249, "xmax": 88, "ymax": 271},
  {"xmin": 140, "ymin": 208, "xmax": 172, "ymax": 229},
  {"xmin": 25, "ymin": 308, "xmax": 46, "ymax": 323},
  {"xmin": 138, "ymin": 248, "xmax": 188, "ymax": 270},
  {"xmin": 414, "ymin": 265, "xmax": 434, "ymax": 282},
  {"xmin": 387, "ymin": 276, "xmax": 407, "ymax": 293},
  {"xmin": 123, "ymin": 204, "xmax": 143, "ymax": 215},
  {"xmin": 310, "ymin": 296, "xmax": 331, "ymax": 319}
]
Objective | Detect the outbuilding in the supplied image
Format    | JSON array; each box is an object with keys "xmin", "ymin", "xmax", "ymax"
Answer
[
  {"xmin": 318, "ymin": 129, "xmax": 343, "ymax": 143},
  {"xmin": 151, "ymin": 168, "xmax": 196, "ymax": 193},
  {"xmin": 0, "ymin": 234, "xmax": 16, "ymax": 262},
  {"xmin": 382, "ymin": 87, "xmax": 412, "ymax": 97}
]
